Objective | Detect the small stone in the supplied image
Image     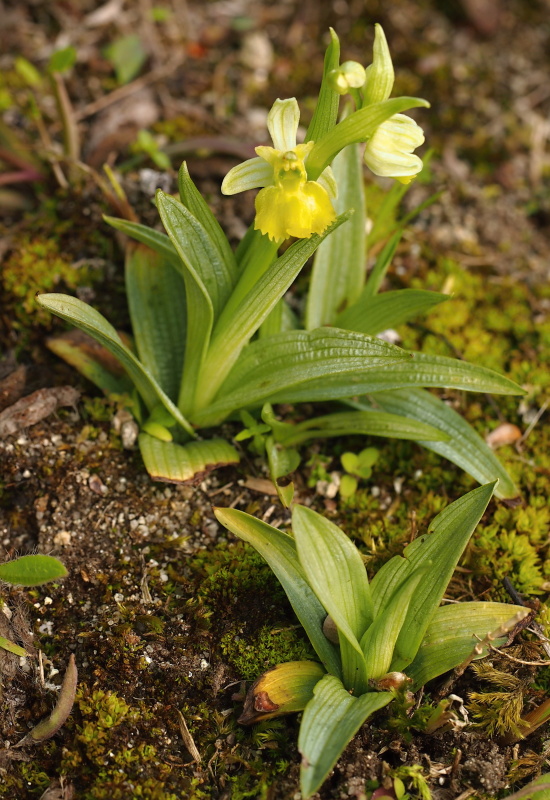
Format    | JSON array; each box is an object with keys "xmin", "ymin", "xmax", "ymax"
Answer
[{"xmin": 53, "ymin": 531, "xmax": 72, "ymax": 546}]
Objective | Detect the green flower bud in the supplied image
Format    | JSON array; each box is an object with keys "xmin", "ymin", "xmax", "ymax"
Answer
[{"xmin": 328, "ymin": 61, "xmax": 367, "ymax": 95}]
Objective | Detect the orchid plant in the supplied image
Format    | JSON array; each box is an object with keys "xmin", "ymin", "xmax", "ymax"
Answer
[
  {"xmin": 215, "ymin": 482, "xmax": 528, "ymax": 798},
  {"xmin": 37, "ymin": 26, "xmax": 522, "ymax": 495}
]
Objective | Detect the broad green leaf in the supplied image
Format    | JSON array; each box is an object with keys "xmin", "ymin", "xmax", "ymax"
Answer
[
  {"xmin": 156, "ymin": 190, "xmax": 234, "ymax": 318},
  {"xmin": 405, "ymin": 602, "xmax": 529, "ymax": 689},
  {"xmin": 48, "ymin": 47, "xmax": 76, "ymax": 73},
  {"xmin": 372, "ymin": 482, "xmax": 497, "ymax": 671},
  {"xmin": 269, "ymin": 350, "xmax": 525, "ymax": 405},
  {"xmin": 298, "ymin": 674, "xmax": 393, "ymax": 799},
  {"xmin": 292, "ymin": 505, "xmax": 371, "ymax": 693},
  {"xmin": 194, "ymin": 212, "xmax": 353, "ymax": 410},
  {"xmin": 306, "ymin": 141, "xmax": 366, "ymax": 329},
  {"xmin": 362, "ymin": 231, "xmax": 401, "ymax": 298},
  {"xmin": 0, "ymin": 555, "xmax": 67, "ymax": 586},
  {"xmin": 139, "ymin": 434, "xmax": 238, "ymax": 483},
  {"xmin": 238, "ymin": 661, "xmax": 325, "ymax": 724},
  {"xmin": 125, "ymin": 244, "xmax": 186, "ymax": 402},
  {"xmin": 304, "ymin": 28, "xmax": 340, "ymax": 144},
  {"xmin": 155, "ymin": 193, "xmax": 215, "ymax": 414},
  {"xmin": 46, "ymin": 330, "xmax": 134, "ymax": 396},
  {"xmin": 360, "ymin": 568, "xmax": 425, "ymax": 679},
  {"xmin": 0, "ymin": 636, "xmax": 27, "ymax": 657},
  {"xmin": 335, "ymin": 289, "xmax": 448, "ymax": 335},
  {"xmin": 271, "ymin": 409, "xmax": 449, "ymax": 448},
  {"xmin": 351, "ymin": 388, "xmax": 518, "ymax": 498},
  {"xmin": 193, "ymin": 329, "xmax": 409, "ymax": 427},
  {"xmin": 36, "ymin": 293, "xmax": 195, "ymax": 437},
  {"xmin": 104, "ymin": 216, "xmax": 180, "ymax": 265},
  {"xmin": 178, "ymin": 162, "xmax": 237, "ymax": 280},
  {"xmin": 213, "ymin": 508, "xmax": 342, "ymax": 679},
  {"xmin": 307, "ymin": 97, "xmax": 430, "ymax": 179}
]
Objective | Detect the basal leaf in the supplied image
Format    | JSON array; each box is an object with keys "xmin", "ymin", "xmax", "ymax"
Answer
[
  {"xmin": 36, "ymin": 293, "xmax": 195, "ymax": 437},
  {"xmin": 46, "ymin": 330, "xmax": 134, "ymax": 396},
  {"xmin": 275, "ymin": 350, "xmax": 525, "ymax": 404},
  {"xmin": 156, "ymin": 190, "xmax": 234, "ymax": 318},
  {"xmin": 178, "ymin": 162, "xmax": 237, "ymax": 279},
  {"xmin": 125, "ymin": 243, "xmax": 186, "ymax": 402},
  {"xmin": 193, "ymin": 329, "xmax": 409, "ymax": 427},
  {"xmin": 298, "ymin": 674, "xmax": 393, "ymax": 798},
  {"xmin": 139, "ymin": 434, "xmax": 239, "ymax": 484},
  {"xmin": 292, "ymin": 505, "xmax": 372, "ymax": 693},
  {"xmin": 353, "ymin": 388, "xmax": 518, "ymax": 498},
  {"xmin": 405, "ymin": 602, "xmax": 529, "ymax": 688},
  {"xmin": 213, "ymin": 508, "xmax": 342, "ymax": 679},
  {"xmin": 386, "ymin": 482, "xmax": 497, "ymax": 671},
  {"xmin": 272, "ymin": 409, "xmax": 449, "ymax": 448},
  {"xmin": 335, "ymin": 289, "xmax": 448, "ymax": 335},
  {"xmin": 0, "ymin": 636, "xmax": 27, "ymax": 657},
  {"xmin": 360, "ymin": 568, "xmax": 425, "ymax": 679},
  {"xmin": 103, "ymin": 216, "xmax": 180, "ymax": 265},
  {"xmin": 195, "ymin": 212, "xmax": 353, "ymax": 410}
]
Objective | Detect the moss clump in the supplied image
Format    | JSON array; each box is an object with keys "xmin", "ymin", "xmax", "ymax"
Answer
[
  {"xmin": 220, "ymin": 624, "xmax": 314, "ymax": 681},
  {"xmin": 2, "ymin": 235, "xmax": 100, "ymax": 330}
]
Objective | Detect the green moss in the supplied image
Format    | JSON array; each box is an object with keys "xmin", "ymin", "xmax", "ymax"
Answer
[
  {"xmin": 221, "ymin": 624, "xmax": 314, "ymax": 681},
  {"xmin": 2, "ymin": 235, "xmax": 101, "ymax": 330}
]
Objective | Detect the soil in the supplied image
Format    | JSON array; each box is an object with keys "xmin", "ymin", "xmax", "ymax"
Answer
[{"xmin": 0, "ymin": 1, "xmax": 549, "ymax": 799}]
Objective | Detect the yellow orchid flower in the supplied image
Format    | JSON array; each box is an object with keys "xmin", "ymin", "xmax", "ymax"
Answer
[
  {"xmin": 221, "ymin": 98, "xmax": 336, "ymax": 242},
  {"xmin": 362, "ymin": 24, "xmax": 425, "ymax": 183}
]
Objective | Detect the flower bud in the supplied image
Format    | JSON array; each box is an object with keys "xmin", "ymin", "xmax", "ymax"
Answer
[{"xmin": 328, "ymin": 61, "xmax": 367, "ymax": 95}]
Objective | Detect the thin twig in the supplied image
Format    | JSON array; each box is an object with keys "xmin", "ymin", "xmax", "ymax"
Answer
[{"xmin": 74, "ymin": 55, "xmax": 185, "ymax": 122}]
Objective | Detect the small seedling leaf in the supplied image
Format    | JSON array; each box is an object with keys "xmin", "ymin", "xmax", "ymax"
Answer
[{"xmin": 0, "ymin": 555, "xmax": 67, "ymax": 587}]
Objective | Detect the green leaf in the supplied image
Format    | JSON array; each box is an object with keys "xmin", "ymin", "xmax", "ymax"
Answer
[
  {"xmin": 292, "ymin": 505, "xmax": 372, "ymax": 693},
  {"xmin": 352, "ymin": 388, "xmax": 518, "ymax": 499},
  {"xmin": 195, "ymin": 212, "xmax": 353, "ymax": 410},
  {"xmin": 298, "ymin": 674, "xmax": 393, "ymax": 799},
  {"xmin": 23, "ymin": 655, "xmax": 78, "ymax": 744},
  {"xmin": 139, "ymin": 434, "xmax": 239, "ymax": 483},
  {"xmin": 270, "ymin": 409, "xmax": 449, "ymax": 448},
  {"xmin": 48, "ymin": 47, "xmax": 77, "ymax": 74},
  {"xmin": 369, "ymin": 483, "xmax": 497, "ymax": 671},
  {"xmin": 0, "ymin": 555, "xmax": 67, "ymax": 587},
  {"xmin": 335, "ymin": 290, "xmax": 448, "ymax": 335},
  {"xmin": 502, "ymin": 774, "xmax": 550, "ymax": 800},
  {"xmin": 36, "ymin": 293, "xmax": 195, "ymax": 437},
  {"xmin": 266, "ymin": 349, "xmax": 525, "ymax": 407},
  {"xmin": 193, "ymin": 328, "xmax": 409, "ymax": 427},
  {"xmin": 103, "ymin": 216, "xmax": 180, "ymax": 265},
  {"xmin": 362, "ymin": 231, "xmax": 401, "ymax": 298},
  {"xmin": 46, "ymin": 330, "xmax": 134, "ymax": 396},
  {"xmin": 305, "ymin": 141, "xmax": 366, "ymax": 329},
  {"xmin": 238, "ymin": 661, "xmax": 325, "ymax": 724},
  {"xmin": 155, "ymin": 193, "xmax": 215, "ymax": 414},
  {"xmin": 0, "ymin": 636, "xmax": 27, "ymax": 657},
  {"xmin": 125, "ymin": 244, "xmax": 186, "ymax": 402},
  {"xmin": 213, "ymin": 508, "xmax": 342, "ymax": 679},
  {"xmin": 178, "ymin": 162, "xmax": 237, "ymax": 280},
  {"xmin": 104, "ymin": 34, "xmax": 147, "ymax": 84},
  {"xmin": 360, "ymin": 568, "xmax": 425, "ymax": 680},
  {"xmin": 405, "ymin": 602, "xmax": 529, "ymax": 688},
  {"xmin": 156, "ymin": 191, "xmax": 235, "ymax": 319},
  {"xmin": 304, "ymin": 28, "xmax": 341, "ymax": 144},
  {"xmin": 307, "ymin": 97, "xmax": 430, "ymax": 179}
]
